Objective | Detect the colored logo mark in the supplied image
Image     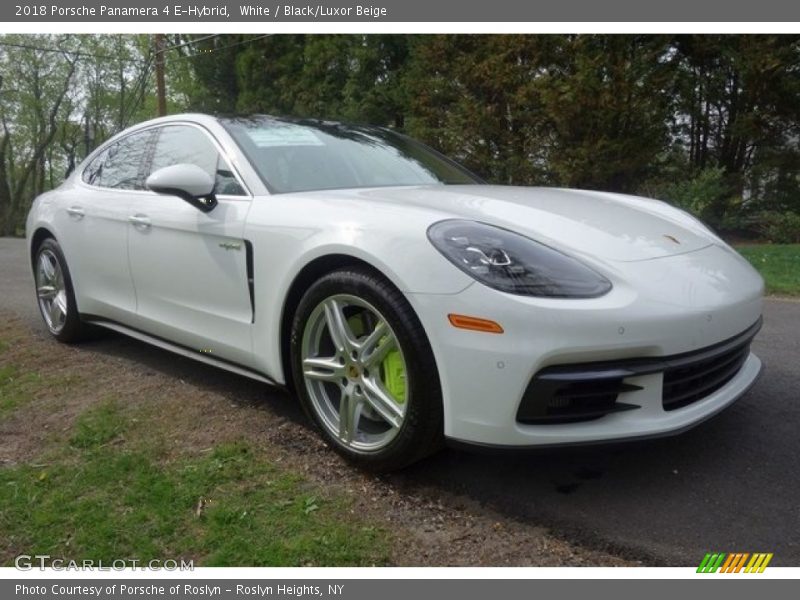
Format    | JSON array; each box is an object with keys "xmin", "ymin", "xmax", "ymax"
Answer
[{"xmin": 697, "ymin": 552, "xmax": 773, "ymax": 573}]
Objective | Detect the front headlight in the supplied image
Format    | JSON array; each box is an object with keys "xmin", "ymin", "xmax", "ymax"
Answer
[{"xmin": 427, "ymin": 220, "xmax": 612, "ymax": 298}]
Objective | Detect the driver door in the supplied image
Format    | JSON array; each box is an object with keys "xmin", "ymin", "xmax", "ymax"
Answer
[{"xmin": 126, "ymin": 123, "xmax": 255, "ymax": 368}]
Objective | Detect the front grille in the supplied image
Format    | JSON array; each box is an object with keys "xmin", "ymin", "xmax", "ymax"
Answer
[
  {"xmin": 662, "ymin": 340, "xmax": 751, "ymax": 411},
  {"xmin": 516, "ymin": 318, "xmax": 761, "ymax": 425}
]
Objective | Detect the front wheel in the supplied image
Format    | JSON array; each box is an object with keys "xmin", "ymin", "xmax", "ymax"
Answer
[{"xmin": 290, "ymin": 267, "xmax": 443, "ymax": 471}]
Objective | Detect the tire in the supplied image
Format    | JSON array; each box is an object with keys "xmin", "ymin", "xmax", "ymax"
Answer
[
  {"xmin": 33, "ymin": 238, "xmax": 90, "ymax": 343},
  {"xmin": 290, "ymin": 267, "xmax": 443, "ymax": 471}
]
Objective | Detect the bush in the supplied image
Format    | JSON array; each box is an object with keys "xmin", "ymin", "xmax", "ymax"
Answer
[
  {"xmin": 639, "ymin": 166, "xmax": 742, "ymax": 230},
  {"xmin": 757, "ymin": 211, "xmax": 800, "ymax": 244},
  {"xmin": 659, "ymin": 167, "xmax": 733, "ymax": 224}
]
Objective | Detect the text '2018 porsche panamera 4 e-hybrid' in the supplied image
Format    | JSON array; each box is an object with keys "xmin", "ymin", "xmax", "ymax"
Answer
[{"xmin": 27, "ymin": 114, "xmax": 764, "ymax": 470}]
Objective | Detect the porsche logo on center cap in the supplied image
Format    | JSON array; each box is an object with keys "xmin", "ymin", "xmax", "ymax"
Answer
[{"xmin": 663, "ymin": 234, "xmax": 681, "ymax": 245}]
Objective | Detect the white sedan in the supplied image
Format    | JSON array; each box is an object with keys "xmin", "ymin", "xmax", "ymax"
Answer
[{"xmin": 26, "ymin": 114, "xmax": 764, "ymax": 470}]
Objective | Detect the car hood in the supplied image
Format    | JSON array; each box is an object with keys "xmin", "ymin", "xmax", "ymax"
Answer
[{"xmin": 318, "ymin": 185, "xmax": 715, "ymax": 263}]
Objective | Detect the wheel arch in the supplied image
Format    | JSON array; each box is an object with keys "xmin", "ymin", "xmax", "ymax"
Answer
[
  {"xmin": 279, "ymin": 251, "xmax": 446, "ymax": 469},
  {"xmin": 279, "ymin": 253, "xmax": 402, "ymax": 392},
  {"xmin": 29, "ymin": 226, "xmax": 56, "ymax": 267}
]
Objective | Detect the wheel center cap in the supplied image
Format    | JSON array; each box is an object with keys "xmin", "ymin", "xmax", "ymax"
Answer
[{"xmin": 347, "ymin": 364, "xmax": 361, "ymax": 379}]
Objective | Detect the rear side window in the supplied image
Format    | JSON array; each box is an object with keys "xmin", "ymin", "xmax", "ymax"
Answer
[
  {"xmin": 82, "ymin": 130, "xmax": 154, "ymax": 190},
  {"xmin": 148, "ymin": 125, "xmax": 246, "ymax": 196}
]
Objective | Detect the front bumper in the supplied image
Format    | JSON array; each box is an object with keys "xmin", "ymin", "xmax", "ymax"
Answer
[
  {"xmin": 517, "ymin": 318, "xmax": 761, "ymax": 424},
  {"xmin": 406, "ymin": 244, "xmax": 764, "ymax": 447}
]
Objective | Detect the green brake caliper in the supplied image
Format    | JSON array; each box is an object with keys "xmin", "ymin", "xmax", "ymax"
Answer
[
  {"xmin": 347, "ymin": 315, "xmax": 405, "ymax": 405},
  {"xmin": 381, "ymin": 342, "xmax": 406, "ymax": 405}
]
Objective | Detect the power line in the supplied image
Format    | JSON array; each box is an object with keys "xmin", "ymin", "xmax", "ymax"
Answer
[
  {"xmin": 126, "ymin": 61, "xmax": 154, "ymax": 127},
  {"xmin": 168, "ymin": 34, "xmax": 274, "ymax": 62},
  {"xmin": 161, "ymin": 34, "xmax": 221, "ymax": 54},
  {"xmin": 120, "ymin": 49, "xmax": 155, "ymax": 130},
  {"xmin": 0, "ymin": 34, "xmax": 269, "ymax": 66},
  {"xmin": 0, "ymin": 40, "xmax": 147, "ymax": 65}
]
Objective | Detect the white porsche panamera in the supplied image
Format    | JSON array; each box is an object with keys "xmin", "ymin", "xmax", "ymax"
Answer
[{"xmin": 26, "ymin": 114, "xmax": 764, "ymax": 470}]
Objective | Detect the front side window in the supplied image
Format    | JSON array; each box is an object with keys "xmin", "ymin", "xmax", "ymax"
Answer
[
  {"xmin": 148, "ymin": 125, "xmax": 246, "ymax": 196},
  {"xmin": 82, "ymin": 130, "xmax": 153, "ymax": 190}
]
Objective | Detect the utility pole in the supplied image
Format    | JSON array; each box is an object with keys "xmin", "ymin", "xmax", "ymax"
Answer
[{"xmin": 154, "ymin": 33, "xmax": 167, "ymax": 117}]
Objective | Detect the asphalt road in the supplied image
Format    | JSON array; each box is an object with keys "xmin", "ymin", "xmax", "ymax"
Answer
[{"xmin": 2, "ymin": 237, "xmax": 798, "ymax": 566}]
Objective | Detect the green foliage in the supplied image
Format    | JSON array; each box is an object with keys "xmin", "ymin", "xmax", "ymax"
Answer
[
  {"xmin": 0, "ymin": 34, "xmax": 153, "ymax": 235},
  {"xmin": 4, "ymin": 33, "xmax": 800, "ymax": 238},
  {"xmin": 756, "ymin": 212, "xmax": 800, "ymax": 244},
  {"xmin": 405, "ymin": 35, "xmax": 553, "ymax": 184},
  {"xmin": 533, "ymin": 35, "xmax": 675, "ymax": 191},
  {"xmin": 737, "ymin": 244, "xmax": 800, "ymax": 296},
  {"xmin": 654, "ymin": 167, "xmax": 732, "ymax": 224},
  {"xmin": 179, "ymin": 35, "xmax": 240, "ymax": 113},
  {"xmin": 234, "ymin": 35, "xmax": 408, "ymax": 126},
  {"xmin": 220, "ymin": 33, "xmax": 800, "ymax": 203}
]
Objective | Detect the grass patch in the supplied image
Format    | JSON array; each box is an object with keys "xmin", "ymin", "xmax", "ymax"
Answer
[
  {"xmin": 0, "ymin": 327, "xmax": 390, "ymax": 567},
  {"xmin": 0, "ymin": 333, "xmax": 84, "ymax": 415},
  {"xmin": 0, "ymin": 364, "xmax": 44, "ymax": 414},
  {"xmin": 0, "ymin": 435, "xmax": 389, "ymax": 566},
  {"xmin": 70, "ymin": 399, "xmax": 128, "ymax": 449},
  {"xmin": 736, "ymin": 244, "xmax": 800, "ymax": 296},
  {"xmin": 0, "ymin": 362, "xmax": 83, "ymax": 416}
]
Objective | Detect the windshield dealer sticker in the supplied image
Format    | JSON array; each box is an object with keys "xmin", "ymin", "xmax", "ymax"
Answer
[{"xmin": 246, "ymin": 126, "xmax": 324, "ymax": 148}]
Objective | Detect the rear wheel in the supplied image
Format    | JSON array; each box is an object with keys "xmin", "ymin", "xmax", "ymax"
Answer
[
  {"xmin": 34, "ymin": 238, "xmax": 90, "ymax": 343},
  {"xmin": 290, "ymin": 267, "xmax": 443, "ymax": 471}
]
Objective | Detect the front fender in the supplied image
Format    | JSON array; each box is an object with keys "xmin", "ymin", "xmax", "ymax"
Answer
[{"xmin": 244, "ymin": 193, "xmax": 473, "ymax": 382}]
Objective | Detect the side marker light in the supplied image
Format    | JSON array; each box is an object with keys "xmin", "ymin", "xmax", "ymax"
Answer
[{"xmin": 447, "ymin": 314, "xmax": 504, "ymax": 334}]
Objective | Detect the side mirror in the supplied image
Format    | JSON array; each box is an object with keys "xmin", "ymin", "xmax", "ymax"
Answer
[{"xmin": 146, "ymin": 164, "xmax": 217, "ymax": 212}]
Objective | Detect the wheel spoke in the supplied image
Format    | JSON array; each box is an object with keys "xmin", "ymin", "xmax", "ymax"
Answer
[
  {"xmin": 323, "ymin": 298, "xmax": 357, "ymax": 354},
  {"xmin": 338, "ymin": 391, "xmax": 360, "ymax": 443},
  {"xmin": 361, "ymin": 377, "xmax": 404, "ymax": 428},
  {"xmin": 302, "ymin": 356, "xmax": 345, "ymax": 382},
  {"xmin": 48, "ymin": 295, "xmax": 64, "ymax": 325},
  {"xmin": 40, "ymin": 255, "xmax": 56, "ymax": 283},
  {"xmin": 359, "ymin": 320, "xmax": 388, "ymax": 358},
  {"xmin": 55, "ymin": 293, "xmax": 67, "ymax": 315},
  {"xmin": 37, "ymin": 285, "xmax": 57, "ymax": 300},
  {"xmin": 363, "ymin": 333, "xmax": 397, "ymax": 369}
]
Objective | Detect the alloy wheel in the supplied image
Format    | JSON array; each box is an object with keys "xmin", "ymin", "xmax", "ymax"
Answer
[
  {"xmin": 300, "ymin": 294, "xmax": 409, "ymax": 452},
  {"xmin": 36, "ymin": 249, "xmax": 68, "ymax": 334}
]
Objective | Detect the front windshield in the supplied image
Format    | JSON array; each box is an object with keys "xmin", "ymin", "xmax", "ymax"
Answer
[{"xmin": 222, "ymin": 116, "xmax": 481, "ymax": 193}]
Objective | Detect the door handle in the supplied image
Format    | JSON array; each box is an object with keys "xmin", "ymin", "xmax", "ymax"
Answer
[
  {"xmin": 128, "ymin": 214, "xmax": 151, "ymax": 229},
  {"xmin": 66, "ymin": 206, "xmax": 84, "ymax": 219}
]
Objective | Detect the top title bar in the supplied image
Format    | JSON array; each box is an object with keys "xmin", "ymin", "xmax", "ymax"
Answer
[{"xmin": 4, "ymin": 0, "xmax": 800, "ymax": 22}]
